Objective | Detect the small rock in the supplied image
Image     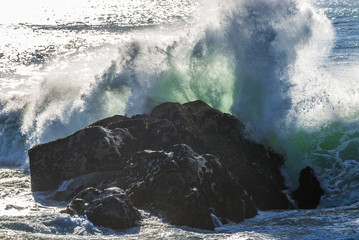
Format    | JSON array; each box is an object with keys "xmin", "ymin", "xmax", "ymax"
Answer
[
  {"xmin": 292, "ymin": 166, "xmax": 324, "ymax": 209},
  {"xmin": 64, "ymin": 187, "xmax": 141, "ymax": 230}
]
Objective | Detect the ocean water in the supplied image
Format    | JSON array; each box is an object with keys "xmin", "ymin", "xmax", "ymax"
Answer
[{"xmin": 1, "ymin": 0, "xmax": 359, "ymax": 239}]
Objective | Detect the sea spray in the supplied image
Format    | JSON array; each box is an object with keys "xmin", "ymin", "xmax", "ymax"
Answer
[
  {"xmin": 0, "ymin": 0, "xmax": 336, "ymax": 176},
  {"xmin": 0, "ymin": 110, "xmax": 26, "ymax": 166},
  {"xmin": 1, "ymin": 0, "xmax": 359, "ymax": 208}
]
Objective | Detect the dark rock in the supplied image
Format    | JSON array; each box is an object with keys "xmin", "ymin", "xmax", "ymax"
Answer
[
  {"xmin": 29, "ymin": 126, "xmax": 136, "ymax": 191},
  {"xmin": 52, "ymin": 171, "xmax": 129, "ymax": 202},
  {"xmin": 29, "ymin": 100, "xmax": 293, "ymax": 229},
  {"xmin": 149, "ymin": 101, "xmax": 291, "ymax": 210},
  {"xmin": 55, "ymin": 144, "xmax": 257, "ymax": 230},
  {"xmin": 292, "ymin": 166, "xmax": 324, "ymax": 209},
  {"xmin": 64, "ymin": 187, "xmax": 141, "ymax": 229},
  {"xmin": 127, "ymin": 144, "xmax": 257, "ymax": 230}
]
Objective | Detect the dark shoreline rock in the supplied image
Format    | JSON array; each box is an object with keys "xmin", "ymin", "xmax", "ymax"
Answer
[
  {"xmin": 292, "ymin": 166, "xmax": 324, "ymax": 209},
  {"xmin": 29, "ymin": 100, "xmax": 293, "ymax": 230},
  {"xmin": 126, "ymin": 144, "xmax": 257, "ymax": 229},
  {"xmin": 28, "ymin": 126, "xmax": 136, "ymax": 191},
  {"xmin": 63, "ymin": 187, "xmax": 141, "ymax": 230}
]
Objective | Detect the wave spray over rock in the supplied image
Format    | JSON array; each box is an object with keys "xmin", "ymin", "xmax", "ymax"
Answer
[{"xmin": 29, "ymin": 100, "xmax": 291, "ymax": 229}]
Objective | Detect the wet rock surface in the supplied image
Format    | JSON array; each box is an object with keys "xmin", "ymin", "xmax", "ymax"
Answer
[
  {"xmin": 126, "ymin": 144, "xmax": 257, "ymax": 229},
  {"xmin": 63, "ymin": 187, "xmax": 141, "ymax": 230},
  {"xmin": 292, "ymin": 166, "xmax": 324, "ymax": 209}
]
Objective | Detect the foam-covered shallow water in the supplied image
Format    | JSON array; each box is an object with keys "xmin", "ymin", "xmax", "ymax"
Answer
[
  {"xmin": 1, "ymin": 170, "xmax": 359, "ymax": 240},
  {"xmin": 1, "ymin": 0, "xmax": 359, "ymax": 238}
]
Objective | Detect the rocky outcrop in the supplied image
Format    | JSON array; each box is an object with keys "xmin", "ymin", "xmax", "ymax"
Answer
[
  {"xmin": 29, "ymin": 100, "xmax": 292, "ymax": 230},
  {"xmin": 63, "ymin": 187, "xmax": 141, "ymax": 230},
  {"xmin": 148, "ymin": 101, "xmax": 290, "ymax": 210},
  {"xmin": 126, "ymin": 144, "xmax": 257, "ymax": 229},
  {"xmin": 52, "ymin": 144, "xmax": 257, "ymax": 230},
  {"xmin": 28, "ymin": 126, "xmax": 136, "ymax": 191},
  {"xmin": 292, "ymin": 166, "xmax": 324, "ymax": 209}
]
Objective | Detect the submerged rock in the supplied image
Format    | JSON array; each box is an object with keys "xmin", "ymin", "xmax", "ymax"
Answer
[
  {"xmin": 292, "ymin": 166, "xmax": 324, "ymax": 209},
  {"xmin": 29, "ymin": 100, "xmax": 292, "ymax": 230},
  {"xmin": 64, "ymin": 187, "xmax": 141, "ymax": 230}
]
